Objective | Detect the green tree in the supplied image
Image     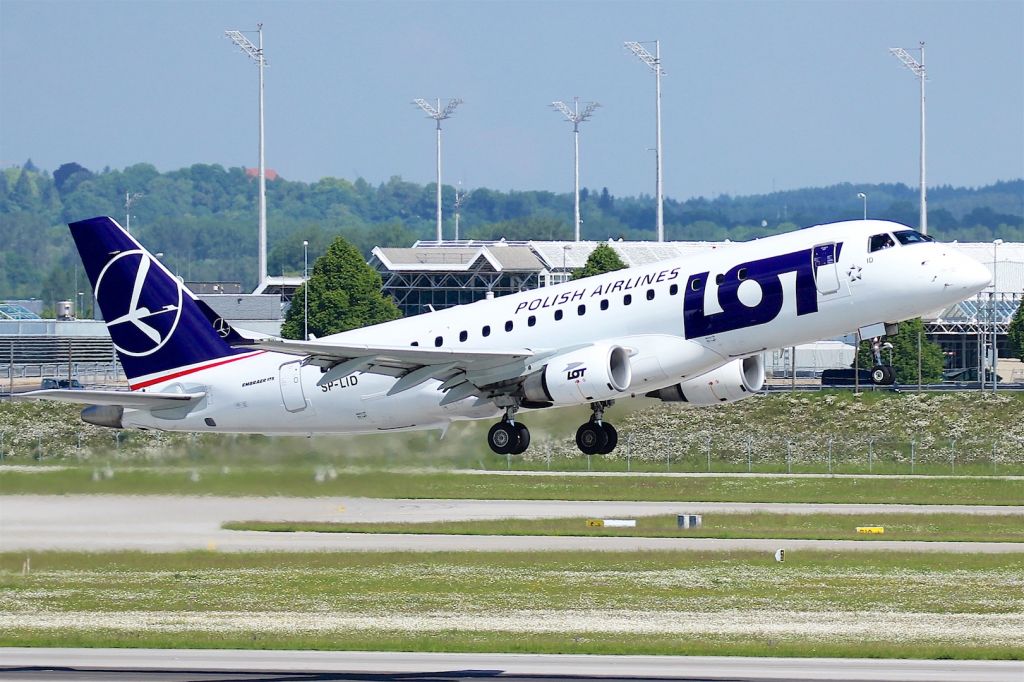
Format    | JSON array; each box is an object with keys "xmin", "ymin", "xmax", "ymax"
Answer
[
  {"xmin": 855, "ymin": 318, "xmax": 945, "ymax": 384},
  {"xmin": 280, "ymin": 235, "xmax": 401, "ymax": 339},
  {"xmin": 572, "ymin": 243, "xmax": 626, "ymax": 280},
  {"xmin": 1008, "ymin": 298, "xmax": 1024, "ymax": 362}
]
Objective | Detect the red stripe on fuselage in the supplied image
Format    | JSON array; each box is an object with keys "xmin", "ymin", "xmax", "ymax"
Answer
[{"xmin": 129, "ymin": 351, "xmax": 267, "ymax": 390}]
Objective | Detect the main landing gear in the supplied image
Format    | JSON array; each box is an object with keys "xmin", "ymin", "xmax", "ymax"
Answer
[
  {"xmin": 486, "ymin": 401, "xmax": 621, "ymax": 455},
  {"xmin": 869, "ymin": 337, "xmax": 896, "ymax": 385},
  {"xmin": 575, "ymin": 401, "xmax": 618, "ymax": 455},
  {"xmin": 487, "ymin": 407, "xmax": 531, "ymax": 455}
]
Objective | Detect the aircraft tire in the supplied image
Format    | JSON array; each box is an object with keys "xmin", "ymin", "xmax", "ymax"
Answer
[
  {"xmin": 488, "ymin": 422, "xmax": 517, "ymax": 455},
  {"xmin": 882, "ymin": 366, "xmax": 896, "ymax": 385},
  {"xmin": 870, "ymin": 365, "xmax": 887, "ymax": 385},
  {"xmin": 576, "ymin": 422, "xmax": 608, "ymax": 456},
  {"xmin": 510, "ymin": 423, "xmax": 531, "ymax": 455},
  {"xmin": 599, "ymin": 422, "xmax": 618, "ymax": 454}
]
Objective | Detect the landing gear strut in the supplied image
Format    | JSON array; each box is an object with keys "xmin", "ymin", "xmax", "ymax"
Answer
[
  {"xmin": 869, "ymin": 337, "xmax": 895, "ymax": 385},
  {"xmin": 487, "ymin": 406, "xmax": 530, "ymax": 455},
  {"xmin": 575, "ymin": 401, "xmax": 618, "ymax": 455}
]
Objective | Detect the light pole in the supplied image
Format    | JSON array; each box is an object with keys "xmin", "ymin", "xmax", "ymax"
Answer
[
  {"xmin": 226, "ymin": 24, "xmax": 268, "ymax": 290},
  {"xmin": 625, "ymin": 39, "xmax": 664, "ymax": 241},
  {"xmin": 551, "ymin": 98, "xmax": 600, "ymax": 242},
  {"xmin": 124, "ymin": 192, "xmax": 143, "ymax": 233},
  {"xmin": 303, "ymin": 240, "xmax": 309, "ymax": 341},
  {"xmin": 857, "ymin": 192, "xmax": 867, "ymax": 220},
  {"xmin": 413, "ymin": 98, "xmax": 463, "ymax": 242},
  {"xmin": 889, "ymin": 42, "xmax": 927, "ymax": 235},
  {"xmin": 993, "ymin": 239, "xmax": 1003, "ymax": 392},
  {"xmin": 77, "ymin": 292, "xmax": 84, "ymax": 320},
  {"xmin": 453, "ymin": 183, "xmax": 469, "ymax": 242}
]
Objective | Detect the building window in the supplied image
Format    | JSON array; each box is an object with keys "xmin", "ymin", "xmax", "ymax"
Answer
[
  {"xmin": 577, "ymin": 304, "xmax": 586, "ymax": 316},
  {"xmin": 482, "ymin": 325, "xmax": 491, "ymax": 337},
  {"xmin": 600, "ymin": 299, "xmax": 609, "ymax": 311},
  {"xmin": 434, "ymin": 336, "xmax": 443, "ymax": 347},
  {"xmin": 459, "ymin": 330, "xmax": 468, "ymax": 342},
  {"xmin": 646, "ymin": 289, "xmax": 655, "ymax": 300},
  {"xmin": 624, "ymin": 294, "xmax": 632, "ymax": 305},
  {"xmin": 669, "ymin": 283, "xmax": 679, "ymax": 295},
  {"xmin": 555, "ymin": 309, "xmax": 563, "ymax": 321},
  {"xmin": 528, "ymin": 315, "xmax": 536, "ymax": 327},
  {"xmin": 505, "ymin": 320, "xmax": 513, "ymax": 332}
]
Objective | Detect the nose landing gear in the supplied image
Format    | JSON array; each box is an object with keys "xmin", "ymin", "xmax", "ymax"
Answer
[{"xmin": 869, "ymin": 338, "xmax": 896, "ymax": 385}]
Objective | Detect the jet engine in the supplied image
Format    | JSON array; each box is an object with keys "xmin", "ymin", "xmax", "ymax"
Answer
[
  {"xmin": 647, "ymin": 355, "xmax": 764, "ymax": 405},
  {"xmin": 522, "ymin": 344, "xmax": 632, "ymax": 406}
]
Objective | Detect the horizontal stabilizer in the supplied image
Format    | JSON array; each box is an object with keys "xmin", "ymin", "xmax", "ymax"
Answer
[{"xmin": 18, "ymin": 389, "xmax": 206, "ymax": 409}]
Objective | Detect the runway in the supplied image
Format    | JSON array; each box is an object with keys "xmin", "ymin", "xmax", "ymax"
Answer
[
  {"xmin": 1, "ymin": 648, "xmax": 1021, "ymax": 682},
  {"xmin": 2, "ymin": 495, "xmax": 1022, "ymax": 553}
]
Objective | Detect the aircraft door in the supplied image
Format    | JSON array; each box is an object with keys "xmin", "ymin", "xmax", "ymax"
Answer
[
  {"xmin": 812, "ymin": 243, "xmax": 841, "ymax": 295},
  {"xmin": 279, "ymin": 361, "xmax": 308, "ymax": 412}
]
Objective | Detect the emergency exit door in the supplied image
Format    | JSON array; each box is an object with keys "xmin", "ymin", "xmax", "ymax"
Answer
[{"xmin": 279, "ymin": 361, "xmax": 307, "ymax": 412}]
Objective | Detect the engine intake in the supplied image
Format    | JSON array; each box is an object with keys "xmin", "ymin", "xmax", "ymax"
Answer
[
  {"xmin": 523, "ymin": 344, "xmax": 632, "ymax": 406},
  {"xmin": 647, "ymin": 355, "xmax": 764, "ymax": 405}
]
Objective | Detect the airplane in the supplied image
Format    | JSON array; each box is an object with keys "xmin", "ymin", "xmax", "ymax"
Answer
[{"xmin": 23, "ymin": 216, "xmax": 991, "ymax": 455}]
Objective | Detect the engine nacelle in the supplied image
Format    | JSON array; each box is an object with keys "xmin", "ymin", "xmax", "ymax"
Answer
[
  {"xmin": 647, "ymin": 355, "xmax": 764, "ymax": 406},
  {"xmin": 522, "ymin": 344, "xmax": 632, "ymax": 406}
]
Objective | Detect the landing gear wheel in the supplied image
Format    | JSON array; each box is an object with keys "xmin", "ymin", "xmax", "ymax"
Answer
[
  {"xmin": 576, "ymin": 421, "xmax": 609, "ymax": 455},
  {"xmin": 870, "ymin": 365, "xmax": 887, "ymax": 385},
  {"xmin": 510, "ymin": 422, "xmax": 531, "ymax": 455},
  {"xmin": 488, "ymin": 421, "xmax": 517, "ymax": 455},
  {"xmin": 599, "ymin": 422, "xmax": 618, "ymax": 454},
  {"xmin": 883, "ymin": 365, "xmax": 895, "ymax": 385}
]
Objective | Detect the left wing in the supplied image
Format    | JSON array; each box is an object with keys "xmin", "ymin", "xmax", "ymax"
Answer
[{"xmin": 247, "ymin": 338, "xmax": 573, "ymax": 405}]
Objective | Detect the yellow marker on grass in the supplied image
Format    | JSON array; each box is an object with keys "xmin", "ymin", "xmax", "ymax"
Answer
[{"xmin": 856, "ymin": 526, "xmax": 885, "ymax": 534}]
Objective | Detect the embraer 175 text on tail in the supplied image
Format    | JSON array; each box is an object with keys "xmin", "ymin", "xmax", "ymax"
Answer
[{"xmin": 25, "ymin": 216, "xmax": 990, "ymax": 455}]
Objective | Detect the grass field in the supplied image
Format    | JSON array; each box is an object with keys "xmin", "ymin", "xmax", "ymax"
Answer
[
  {"xmin": 1, "ymin": 550, "xmax": 1021, "ymax": 659},
  {"xmin": 3, "ymin": 466, "xmax": 1023, "ymax": 505},
  {"xmin": 223, "ymin": 511, "xmax": 1024, "ymax": 543}
]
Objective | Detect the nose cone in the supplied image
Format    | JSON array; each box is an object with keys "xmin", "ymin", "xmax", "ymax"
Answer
[{"xmin": 944, "ymin": 256, "xmax": 992, "ymax": 296}]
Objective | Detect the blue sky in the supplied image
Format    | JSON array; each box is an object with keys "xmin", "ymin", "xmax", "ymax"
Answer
[{"xmin": 1, "ymin": 0, "xmax": 1021, "ymax": 200}]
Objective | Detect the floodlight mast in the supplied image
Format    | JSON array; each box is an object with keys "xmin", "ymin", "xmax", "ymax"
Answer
[
  {"xmin": 552, "ymin": 97, "xmax": 600, "ymax": 242},
  {"xmin": 414, "ymin": 98, "xmax": 463, "ymax": 242},
  {"xmin": 889, "ymin": 42, "xmax": 927, "ymax": 235},
  {"xmin": 225, "ymin": 24, "xmax": 269, "ymax": 290},
  {"xmin": 625, "ymin": 39, "xmax": 664, "ymax": 241}
]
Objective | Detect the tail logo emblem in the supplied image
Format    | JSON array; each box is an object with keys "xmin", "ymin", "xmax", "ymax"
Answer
[{"xmin": 95, "ymin": 250, "xmax": 183, "ymax": 357}]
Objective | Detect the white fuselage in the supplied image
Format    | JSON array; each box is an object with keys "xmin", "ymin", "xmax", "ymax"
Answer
[{"xmin": 124, "ymin": 221, "xmax": 989, "ymax": 435}]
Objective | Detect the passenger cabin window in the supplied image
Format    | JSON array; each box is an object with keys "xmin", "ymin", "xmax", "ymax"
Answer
[
  {"xmin": 482, "ymin": 325, "xmax": 491, "ymax": 337},
  {"xmin": 869, "ymin": 233, "xmax": 896, "ymax": 252},
  {"xmin": 459, "ymin": 330, "xmax": 468, "ymax": 342},
  {"xmin": 505, "ymin": 320, "xmax": 513, "ymax": 332},
  {"xmin": 646, "ymin": 289, "xmax": 655, "ymax": 301},
  {"xmin": 894, "ymin": 229, "xmax": 934, "ymax": 245},
  {"xmin": 737, "ymin": 268, "xmax": 748, "ymax": 281},
  {"xmin": 715, "ymin": 274, "xmax": 725, "ymax": 285},
  {"xmin": 690, "ymin": 278, "xmax": 702, "ymax": 291},
  {"xmin": 624, "ymin": 294, "xmax": 632, "ymax": 305},
  {"xmin": 434, "ymin": 336, "xmax": 443, "ymax": 347},
  {"xmin": 577, "ymin": 304, "xmax": 586, "ymax": 316},
  {"xmin": 528, "ymin": 315, "xmax": 536, "ymax": 327},
  {"xmin": 554, "ymin": 309, "xmax": 563, "ymax": 321},
  {"xmin": 600, "ymin": 299, "xmax": 609, "ymax": 311},
  {"xmin": 669, "ymin": 283, "xmax": 679, "ymax": 295},
  {"xmin": 411, "ymin": 341, "xmax": 419, "ymax": 346}
]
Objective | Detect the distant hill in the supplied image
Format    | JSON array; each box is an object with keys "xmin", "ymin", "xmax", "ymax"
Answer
[{"xmin": 1, "ymin": 158, "xmax": 1021, "ymax": 307}]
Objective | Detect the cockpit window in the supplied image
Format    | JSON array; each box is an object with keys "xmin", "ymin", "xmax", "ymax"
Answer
[
  {"xmin": 893, "ymin": 229, "xmax": 934, "ymax": 245},
  {"xmin": 869, "ymin": 233, "xmax": 896, "ymax": 253}
]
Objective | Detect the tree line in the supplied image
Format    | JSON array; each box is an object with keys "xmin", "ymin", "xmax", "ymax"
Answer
[{"xmin": 1, "ymin": 158, "xmax": 1021, "ymax": 307}]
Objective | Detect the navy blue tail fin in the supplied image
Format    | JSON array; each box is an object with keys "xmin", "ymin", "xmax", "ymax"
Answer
[{"xmin": 70, "ymin": 216, "xmax": 247, "ymax": 388}]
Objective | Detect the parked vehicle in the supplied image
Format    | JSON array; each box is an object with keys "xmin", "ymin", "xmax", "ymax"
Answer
[{"xmin": 40, "ymin": 378, "xmax": 84, "ymax": 389}]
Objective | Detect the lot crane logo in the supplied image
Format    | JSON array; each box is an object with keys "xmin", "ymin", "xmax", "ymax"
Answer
[{"xmin": 95, "ymin": 250, "xmax": 183, "ymax": 357}]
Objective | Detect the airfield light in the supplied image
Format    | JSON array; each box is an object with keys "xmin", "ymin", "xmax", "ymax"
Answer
[
  {"xmin": 414, "ymin": 98, "xmax": 463, "ymax": 242},
  {"xmin": 225, "ymin": 24, "xmax": 268, "ymax": 290},
  {"xmin": 625, "ymin": 39, "xmax": 665, "ymax": 241},
  {"xmin": 551, "ymin": 98, "xmax": 601, "ymax": 242},
  {"xmin": 124, "ymin": 192, "xmax": 143, "ymax": 234},
  {"xmin": 857, "ymin": 192, "xmax": 867, "ymax": 221},
  {"xmin": 889, "ymin": 42, "xmax": 927, "ymax": 235}
]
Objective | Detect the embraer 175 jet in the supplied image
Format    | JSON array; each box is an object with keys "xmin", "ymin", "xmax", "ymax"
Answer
[{"xmin": 25, "ymin": 216, "xmax": 990, "ymax": 455}]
